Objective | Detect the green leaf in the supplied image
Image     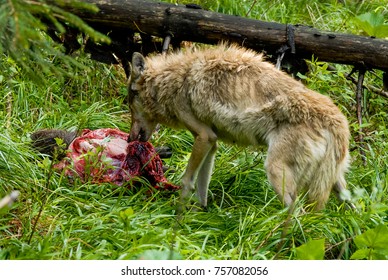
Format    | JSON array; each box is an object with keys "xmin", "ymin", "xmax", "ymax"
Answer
[
  {"xmin": 353, "ymin": 12, "xmax": 388, "ymax": 37},
  {"xmin": 354, "ymin": 225, "xmax": 388, "ymax": 250},
  {"xmin": 138, "ymin": 249, "xmax": 182, "ymax": 260},
  {"xmin": 357, "ymin": 12, "xmax": 384, "ymax": 28},
  {"xmin": 38, "ymin": 157, "xmax": 52, "ymax": 169},
  {"xmin": 350, "ymin": 248, "xmax": 371, "ymax": 260},
  {"xmin": 296, "ymin": 73, "xmax": 308, "ymax": 80},
  {"xmin": 295, "ymin": 238, "xmax": 325, "ymax": 260},
  {"xmin": 119, "ymin": 207, "xmax": 134, "ymax": 220},
  {"xmin": 351, "ymin": 225, "xmax": 388, "ymax": 260},
  {"xmin": 124, "ymin": 207, "xmax": 134, "ymax": 217},
  {"xmin": 375, "ymin": 25, "xmax": 388, "ymax": 38}
]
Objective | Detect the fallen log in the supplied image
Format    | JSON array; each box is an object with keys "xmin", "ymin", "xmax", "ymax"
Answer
[{"xmin": 54, "ymin": 0, "xmax": 388, "ymax": 71}]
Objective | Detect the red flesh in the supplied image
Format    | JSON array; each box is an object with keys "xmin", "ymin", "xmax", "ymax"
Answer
[{"xmin": 55, "ymin": 128, "xmax": 179, "ymax": 190}]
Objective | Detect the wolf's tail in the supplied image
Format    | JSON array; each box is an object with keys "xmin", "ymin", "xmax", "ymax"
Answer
[
  {"xmin": 308, "ymin": 122, "xmax": 350, "ymax": 210},
  {"xmin": 30, "ymin": 129, "xmax": 77, "ymax": 159}
]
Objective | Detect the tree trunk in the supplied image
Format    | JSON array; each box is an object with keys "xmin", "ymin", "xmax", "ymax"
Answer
[{"xmin": 56, "ymin": 0, "xmax": 388, "ymax": 71}]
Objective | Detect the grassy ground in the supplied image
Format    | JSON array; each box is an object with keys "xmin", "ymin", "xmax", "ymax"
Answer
[{"xmin": 0, "ymin": 0, "xmax": 387, "ymax": 260}]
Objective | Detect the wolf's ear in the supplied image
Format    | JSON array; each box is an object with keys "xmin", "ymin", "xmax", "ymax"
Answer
[{"xmin": 132, "ymin": 52, "xmax": 146, "ymax": 77}]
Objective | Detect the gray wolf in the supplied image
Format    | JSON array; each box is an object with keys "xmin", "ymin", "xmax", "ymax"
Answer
[{"xmin": 127, "ymin": 44, "xmax": 351, "ymax": 210}]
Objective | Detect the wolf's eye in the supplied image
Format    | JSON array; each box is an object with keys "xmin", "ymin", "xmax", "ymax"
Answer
[{"xmin": 130, "ymin": 84, "xmax": 139, "ymax": 94}]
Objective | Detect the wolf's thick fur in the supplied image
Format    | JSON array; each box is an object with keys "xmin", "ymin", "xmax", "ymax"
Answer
[{"xmin": 128, "ymin": 44, "xmax": 350, "ymax": 210}]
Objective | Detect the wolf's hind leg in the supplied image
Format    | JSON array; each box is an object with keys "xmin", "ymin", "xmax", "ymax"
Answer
[
  {"xmin": 265, "ymin": 143, "xmax": 298, "ymax": 209},
  {"xmin": 266, "ymin": 161, "xmax": 297, "ymax": 209}
]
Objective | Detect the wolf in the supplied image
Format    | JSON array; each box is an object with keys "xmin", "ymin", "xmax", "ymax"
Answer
[{"xmin": 127, "ymin": 44, "xmax": 351, "ymax": 210}]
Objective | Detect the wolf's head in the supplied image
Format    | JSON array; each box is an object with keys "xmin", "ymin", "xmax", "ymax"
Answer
[{"xmin": 127, "ymin": 52, "xmax": 157, "ymax": 142}]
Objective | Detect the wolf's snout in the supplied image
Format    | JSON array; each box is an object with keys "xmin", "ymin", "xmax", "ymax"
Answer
[
  {"xmin": 128, "ymin": 128, "xmax": 147, "ymax": 143},
  {"xmin": 138, "ymin": 128, "xmax": 148, "ymax": 142}
]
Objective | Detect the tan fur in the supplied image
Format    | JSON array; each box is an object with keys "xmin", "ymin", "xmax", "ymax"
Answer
[{"xmin": 128, "ymin": 44, "xmax": 351, "ymax": 210}]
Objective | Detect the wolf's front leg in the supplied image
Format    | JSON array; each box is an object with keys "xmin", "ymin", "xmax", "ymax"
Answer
[
  {"xmin": 196, "ymin": 142, "xmax": 217, "ymax": 207},
  {"xmin": 180, "ymin": 130, "xmax": 217, "ymax": 208}
]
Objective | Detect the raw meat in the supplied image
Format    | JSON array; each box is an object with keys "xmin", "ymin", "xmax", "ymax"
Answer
[{"xmin": 55, "ymin": 128, "xmax": 179, "ymax": 190}]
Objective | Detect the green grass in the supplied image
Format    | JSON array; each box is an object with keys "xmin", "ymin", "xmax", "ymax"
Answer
[{"xmin": 1, "ymin": 0, "xmax": 388, "ymax": 260}]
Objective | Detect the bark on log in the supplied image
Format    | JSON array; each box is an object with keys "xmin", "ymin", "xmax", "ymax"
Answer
[{"xmin": 56, "ymin": 0, "xmax": 388, "ymax": 71}]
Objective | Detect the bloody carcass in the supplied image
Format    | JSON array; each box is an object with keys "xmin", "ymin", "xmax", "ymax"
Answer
[{"xmin": 33, "ymin": 128, "xmax": 179, "ymax": 190}]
